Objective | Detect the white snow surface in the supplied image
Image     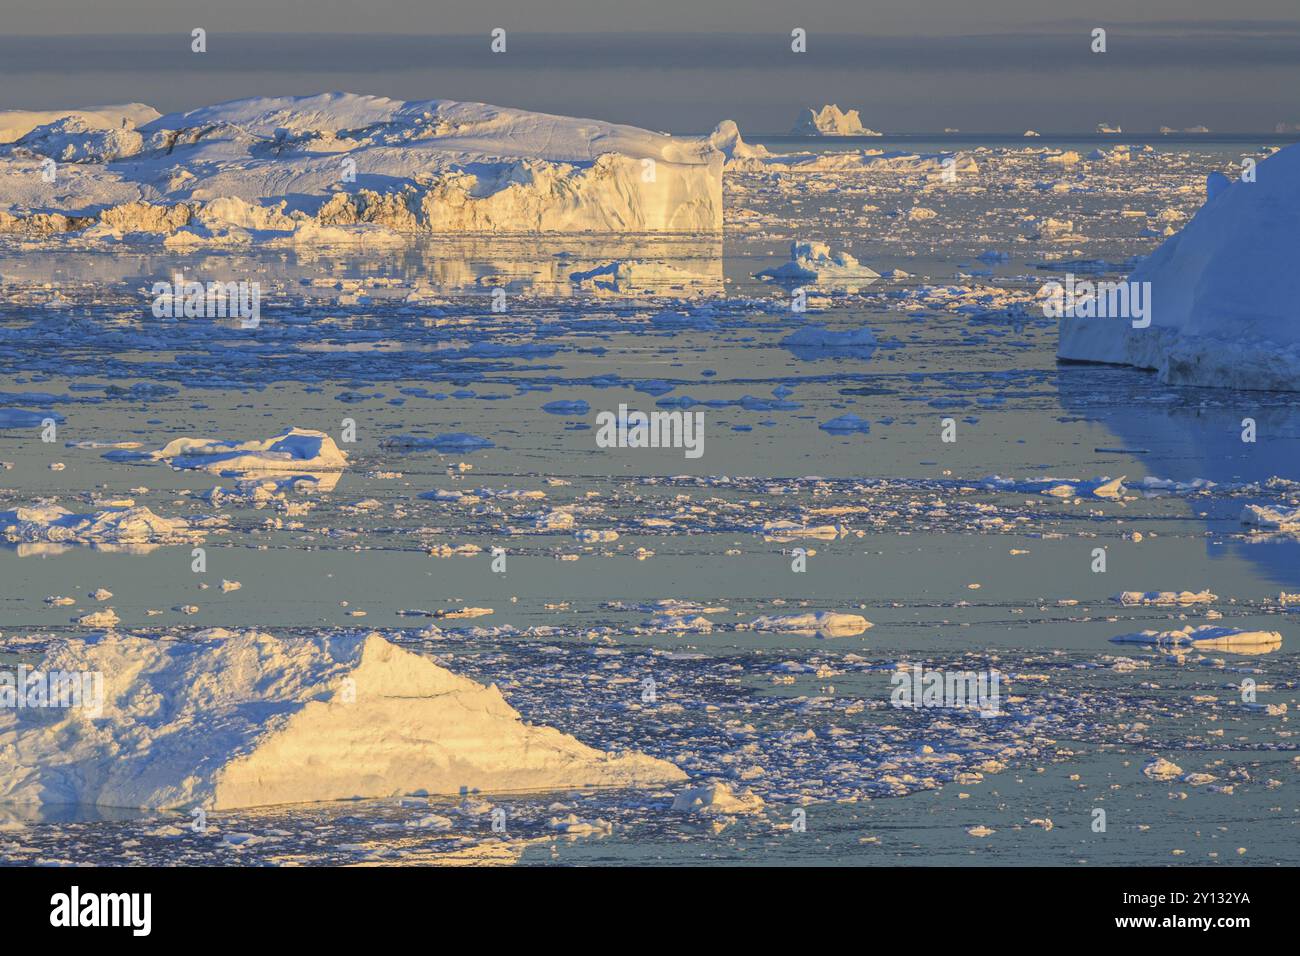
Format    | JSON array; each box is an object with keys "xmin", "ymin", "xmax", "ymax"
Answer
[
  {"xmin": 1058, "ymin": 142, "xmax": 1300, "ymax": 391},
  {"xmin": 0, "ymin": 93, "xmax": 728, "ymax": 237},
  {"xmin": 0, "ymin": 630, "xmax": 686, "ymax": 809}
]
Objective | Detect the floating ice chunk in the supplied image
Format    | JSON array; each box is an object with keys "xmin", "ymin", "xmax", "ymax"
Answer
[
  {"xmin": 542, "ymin": 400, "xmax": 590, "ymax": 416},
  {"xmin": 1142, "ymin": 757, "xmax": 1183, "ymax": 781},
  {"xmin": 75, "ymin": 608, "xmax": 119, "ymax": 628},
  {"xmin": 0, "ymin": 408, "xmax": 63, "ymax": 429},
  {"xmin": 761, "ymin": 520, "xmax": 842, "ymax": 541},
  {"xmin": 1, "ymin": 504, "xmax": 207, "ymax": 551},
  {"xmin": 756, "ymin": 241, "xmax": 879, "ymax": 284},
  {"xmin": 819, "ymin": 413, "xmax": 872, "ymax": 434},
  {"xmin": 672, "ymin": 781, "xmax": 765, "ymax": 815},
  {"xmin": 1241, "ymin": 503, "xmax": 1300, "ymax": 532},
  {"xmin": 152, "ymin": 428, "xmax": 348, "ymax": 486},
  {"xmin": 536, "ymin": 510, "xmax": 575, "ymax": 531},
  {"xmin": 781, "ymin": 325, "xmax": 877, "ymax": 362},
  {"xmin": 1110, "ymin": 625, "xmax": 1281, "ymax": 653},
  {"xmin": 382, "ymin": 433, "xmax": 494, "ymax": 453},
  {"xmin": 0, "ymin": 631, "xmax": 684, "ymax": 809},
  {"xmin": 750, "ymin": 611, "xmax": 872, "ymax": 638},
  {"xmin": 1112, "ymin": 590, "xmax": 1217, "ymax": 606}
]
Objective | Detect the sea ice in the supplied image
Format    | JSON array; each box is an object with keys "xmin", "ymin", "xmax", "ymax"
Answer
[{"xmin": 1110, "ymin": 625, "xmax": 1282, "ymax": 652}]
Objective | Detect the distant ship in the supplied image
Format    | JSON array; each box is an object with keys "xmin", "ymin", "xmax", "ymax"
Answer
[{"xmin": 1096, "ymin": 123, "xmax": 1121, "ymax": 134}]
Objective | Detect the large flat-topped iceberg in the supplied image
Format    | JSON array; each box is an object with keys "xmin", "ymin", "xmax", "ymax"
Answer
[
  {"xmin": 0, "ymin": 93, "xmax": 726, "ymax": 239},
  {"xmin": 1058, "ymin": 143, "xmax": 1300, "ymax": 391},
  {"xmin": 0, "ymin": 631, "xmax": 686, "ymax": 810}
]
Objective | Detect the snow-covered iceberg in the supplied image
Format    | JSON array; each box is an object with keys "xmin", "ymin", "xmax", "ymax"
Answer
[
  {"xmin": 0, "ymin": 93, "xmax": 727, "ymax": 240},
  {"xmin": 1058, "ymin": 143, "xmax": 1300, "ymax": 391},
  {"xmin": 0, "ymin": 631, "xmax": 686, "ymax": 809},
  {"xmin": 791, "ymin": 105, "xmax": 881, "ymax": 136}
]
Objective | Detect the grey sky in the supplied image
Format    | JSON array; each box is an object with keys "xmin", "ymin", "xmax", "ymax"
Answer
[
  {"xmin": 6, "ymin": 0, "xmax": 1300, "ymax": 35},
  {"xmin": 2, "ymin": 2, "xmax": 1298, "ymax": 133}
]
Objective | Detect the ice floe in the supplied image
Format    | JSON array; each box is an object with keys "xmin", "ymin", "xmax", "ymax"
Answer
[
  {"xmin": 1110, "ymin": 625, "xmax": 1282, "ymax": 653},
  {"xmin": 150, "ymin": 427, "xmax": 348, "ymax": 488},
  {"xmin": 749, "ymin": 611, "xmax": 872, "ymax": 638},
  {"xmin": 1, "ymin": 503, "xmax": 210, "ymax": 553}
]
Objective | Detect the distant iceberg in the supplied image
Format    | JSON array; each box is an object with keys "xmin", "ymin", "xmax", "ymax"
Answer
[{"xmin": 791, "ymin": 105, "xmax": 881, "ymax": 137}]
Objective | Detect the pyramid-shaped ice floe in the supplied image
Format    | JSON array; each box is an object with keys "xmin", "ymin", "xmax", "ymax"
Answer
[{"xmin": 0, "ymin": 631, "xmax": 684, "ymax": 809}]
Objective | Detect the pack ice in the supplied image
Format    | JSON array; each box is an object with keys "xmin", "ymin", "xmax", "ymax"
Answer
[
  {"xmin": 0, "ymin": 631, "xmax": 685, "ymax": 810},
  {"xmin": 0, "ymin": 93, "xmax": 727, "ymax": 239},
  {"xmin": 1058, "ymin": 143, "xmax": 1300, "ymax": 391}
]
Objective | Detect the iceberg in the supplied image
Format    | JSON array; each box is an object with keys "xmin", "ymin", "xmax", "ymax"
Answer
[
  {"xmin": 1058, "ymin": 143, "xmax": 1300, "ymax": 391},
  {"xmin": 756, "ymin": 241, "xmax": 880, "ymax": 284},
  {"xmin": 0, "ymin": 631, "xmax": 686, "ymax": 810},
  {"xmin": 791, "ymin": 105, "xmax": 881, "ymax": 136},
  {"xmin": 0, "ymin": 93, "xmax": 726, "ymax": 239}
]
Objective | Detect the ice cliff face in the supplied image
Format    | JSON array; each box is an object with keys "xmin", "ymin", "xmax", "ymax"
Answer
[
  {"xmin": 1058, "ymin": 142, "xmax": 1300, "ymax": 391},
  {"xmin": 0, "ymin": 93, "xmax": 726, "ymax": 239}
]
